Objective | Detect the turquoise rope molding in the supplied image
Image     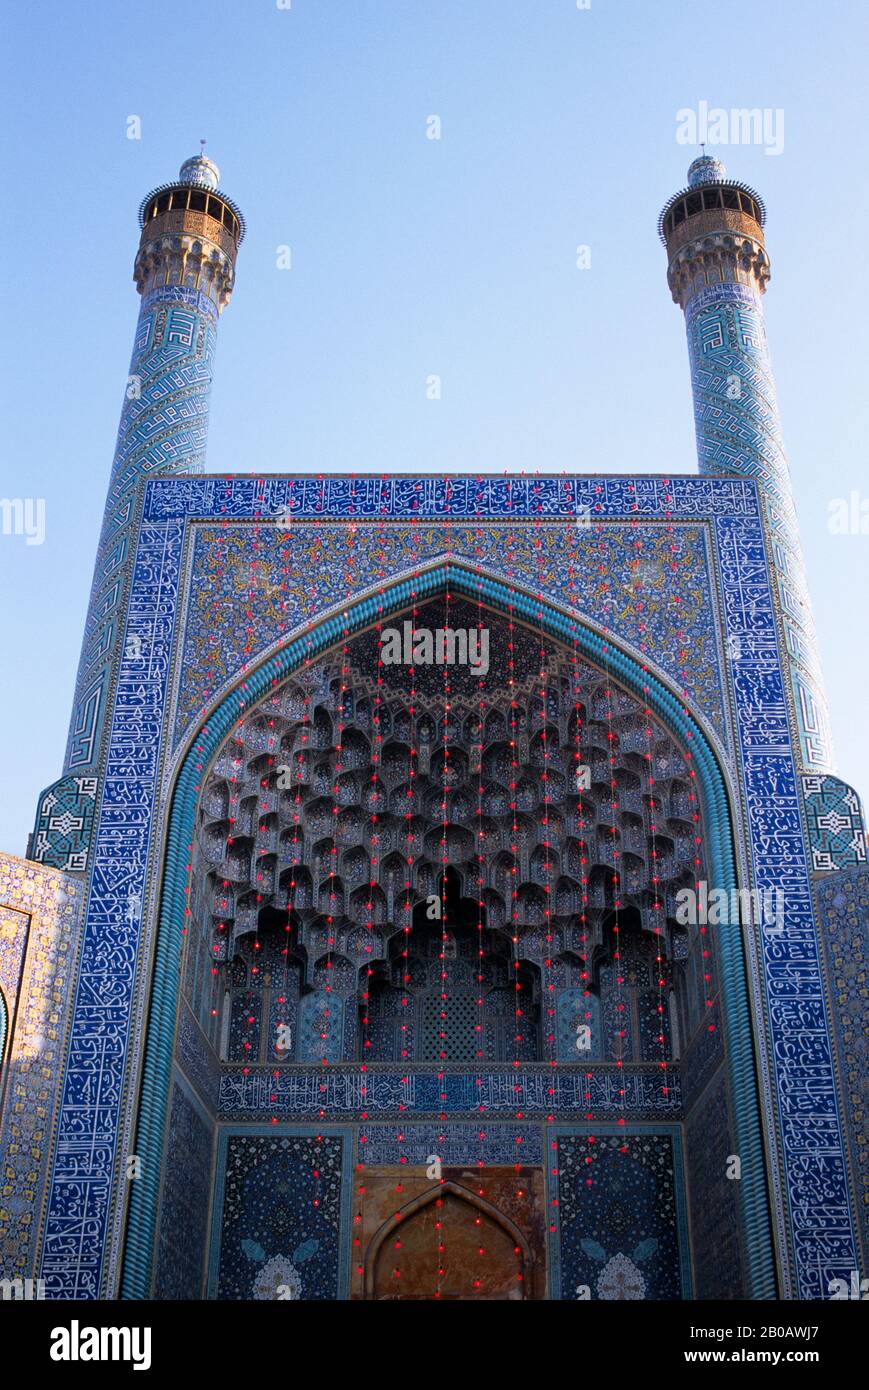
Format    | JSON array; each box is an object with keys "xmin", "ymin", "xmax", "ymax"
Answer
[{"xmin": 120, "ymin": 563, "xmax": 777, "ymax": 1300}]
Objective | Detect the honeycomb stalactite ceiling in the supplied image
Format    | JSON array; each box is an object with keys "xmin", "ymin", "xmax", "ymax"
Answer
[{"xmin": 190, "ymin": 598, "xmax": 703, "ymax": 1061}]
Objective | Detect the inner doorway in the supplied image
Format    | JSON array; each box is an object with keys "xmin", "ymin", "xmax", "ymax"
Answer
[{"xmin": 361, "ymin": 1171, "xmax": 545, "ymax": 1300}]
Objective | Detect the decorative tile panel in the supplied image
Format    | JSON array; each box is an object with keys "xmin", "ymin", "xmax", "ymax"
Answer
[
  {"xmin": 208, "ymin": 1131, "xmax": 348, "ymax": 1300},
  {"xmin": 803, "ymin": 775, "xmax": 867, "ymax": 873},
  {"xmin": 0, "ymin": 855, "xmax": 84, "ymax": 1284},
  {"xmin": 551, "ymin": 1128, "xmax": 691, "ymax": 1300}
]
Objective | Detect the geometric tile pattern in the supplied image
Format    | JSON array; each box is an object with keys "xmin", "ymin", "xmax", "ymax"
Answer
[
  {"xmin": 153, "ymin": 1080, "xmax": 214, "ymax": 1299},
  {"xmin": 813, "ymin": 866, "xmax": 869, "ymax": 1281},
  {"xmin": 64, "ymin": 285, "xmax": 219, "ymax": 775},
  {"xmin": 802, "ymin": 775, "xmax": 868, "ymax": 872},
  {"xmin": 683, "ymin": 1068, "xmax": 744, "ymax": 1298},
  {"xmin": 175, "ymin": 1001, "xmax": 221, "ymax": 1114},
  {"xmin": 686, "ymin": 281, "xmax": 835, "ymax": 774},
  {"xmin": 30, "ymin": 774, "xmax": 97, "ymax": 872},
  {"xmin": 35, "ymin": 472, "xmax": 859, "ymax": 1300}
]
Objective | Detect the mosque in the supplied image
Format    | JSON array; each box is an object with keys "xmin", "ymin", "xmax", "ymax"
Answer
[{"xmin": 0, "ymin": 148, "xmax": 866, "ymax": 1301}]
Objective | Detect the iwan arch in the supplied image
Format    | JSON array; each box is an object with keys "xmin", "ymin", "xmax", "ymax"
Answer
[
  {"xmin": 0, "ymin": 150, "xmax": 866, "ymax": 1302},
  {"xmin": 124, "ymin": 557, "xmax": 769, "ymax": 1299}
]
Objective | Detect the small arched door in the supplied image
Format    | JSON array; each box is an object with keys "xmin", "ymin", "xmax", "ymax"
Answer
[{"xmin": 365, "ymin": 1181, "xmax": 533, "ymax": 1300}]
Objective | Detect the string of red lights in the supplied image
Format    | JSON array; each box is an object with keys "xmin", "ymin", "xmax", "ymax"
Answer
[
  {"xmin": 471, "ymin": 501, "xmax": 489, "ymax": 1290},
  {"xmin": 434, "ymin": 489, "xmax": 454, "ymax": 1298}
]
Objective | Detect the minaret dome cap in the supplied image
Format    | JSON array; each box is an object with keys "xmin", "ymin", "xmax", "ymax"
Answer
[
  {"xmin": 178, "ymin": 152, "xmax": 221, "ymax": 191},
  {"xmin": 687, "ymin": 153, "xmax": 728, "ymax": 187}
]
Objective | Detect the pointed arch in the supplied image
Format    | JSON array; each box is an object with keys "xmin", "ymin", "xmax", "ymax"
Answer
[
  {"xmin": 363, "ymin": 1180, "xmax": 534, "ymax": 1300},
  {"xmin": 120, "ymin": 561, "xmax": 776, "ymax": 1300}
]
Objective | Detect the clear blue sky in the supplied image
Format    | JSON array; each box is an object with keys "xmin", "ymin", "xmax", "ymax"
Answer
[{"xmin": 1, "ymin": 0, "xmax": 867, "ymax": 855}]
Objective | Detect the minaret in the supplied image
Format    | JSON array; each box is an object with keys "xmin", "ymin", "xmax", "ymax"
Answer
[
  {"xmin": 65, "ymin": 152, "xmax": 244, "ymax": 776},
  {"xmin": 660, "ymin": 154, "xmax": 833, "ymax": 775},
  {"xmin": 30, "ymin": 152, "xmax": 243, "ymax": 869}
]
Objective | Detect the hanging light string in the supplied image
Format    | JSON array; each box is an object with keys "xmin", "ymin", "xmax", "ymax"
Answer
[
  {"xmin": 390, "ymin": 500, "xmax": 424, "ymax": 1298},
  {"xmin": 300, "ymin": 478, "xmax": 330, "ymax": 1228},
  {"xmin": 323, "ymin": 502, "xmax": 355, "ymax": 1066},
  {"xmin": 275, "ymin": 492, "xmax": 320, "ymax": 1079},
  {"xmin": 601, "ymin": 635, "xmax": 629, "ymax": 1158},
  {"xmin": 299, "ymin": 482, "xmax": 326, "ymax": 1071},
  {"xmin": 400, "ymin": 498, "xmax": 423, "ymax": 1073},
  {"xmin": 270, "ymin": 477, "xmax": 301, "ymax": 1086},
  {"xmin": 250, "ymin": 479, "xmax": 283, "ymax": 1083},
  {"xmin": 662, "ymin": 490, "xmax": 714, "ymax": 1065},
  {"xmin": 381, "ymin": 496, "xmax": 407, "ymax": 1296},
  {"xmin": 187, "ymin": 727, "xmax": 209, "ymax": 1029},
  {"xmin": 689, "ymin": 753, "xmax": 712, "ymax": 1038},
  {"xmin": 303, "ymin": 487, "xmax": 328, "ymax": 1125},
  {"xmin": 298, "ymin": 482, "xmax": 331, "ymax": 1226},
  {"xmin": 372, "ymin": 485, "xmax": 424, "ymax": 1298},
  {"xmin": 630, "ymin": 497, "xmax": 673, "ymax": 1104},
  {"xmin": 234, "ymin": 480, "xmax": 268, "ymax": 1066},
  {"xmin": 300, "ymin": 387, "xmax": 325, "ymax": 1119},
  {"xmin": 471, "ymin": 504, "xmax": 489, "ymax": 1290},
  {"xmin": 564, "ymin": 514, "xmax": 595, "ymax": 1198},
  {"xmin": 260, "ymin": 697, "xmax": 281, "ymax": 1078},
  {"xmin": 292, "ymin": 572, "xmax": 316, "ymax": 1075},
  {"xmin": 640, "ymin": 684, "xmax": 672, "ymax": 1101},
  {"xmin": 344, "ymin": 499, "xmax": 379, "ymax": 1292},
  {"xmin": 434, "ymin": 487, "xmax": 454, "ymax": 1299},
  {"xmin": 359, "ymin": 502, "xmax": 387, "ymax": 1069},
  {"xmin": 220, "ymin": 708, "xmax": 247, "ymax": 1056},
  {"xmin": 531, "ymin": 508, "xmax": 557, "ymax": 1082},
  {"xmin": 503, "ymin": 492, "xmax": 526, "ymax": 1290},
  {"xmin": 586, "ymin": 508, "xmax": 612, "ymax": 1183},
  {"xmin": 314, "ymin": 483, "xmax": 342, "ymax": 1067},
  {"xmin": 250, "ymin": 483, "xmax": 270, "ymax": 1070},
  {"xmin": 350, "ymin": 494, "xmax": 385, "ymax": 1294},
  {"xmin": 260, "ymin": 484, "xmax": 293, "ymax": 1089},
  {"xmin": 635, "ymin": 504, "xmax": 671, "ymax": 1102},
  {"xmin": 371, "ymin": 503, "xmax": 397, "ymax": 1234},
  {"xmin": 529, "ymin": 503, "xmax": 557, "ymax": 1305},
  {"xmin": 664, "ymin": 475, "xmax": 713, "ymax": 1056},
  {"xmin": 198, "ymin": 484, "xmax": 231, "ymax": 1041},
  {"xmin": 368, "ymin": 495, "xmax": 390, "ymax": 1054}
]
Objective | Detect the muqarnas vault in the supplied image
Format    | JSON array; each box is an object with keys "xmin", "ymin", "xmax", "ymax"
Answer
[{"xmin": 1, "ymin": 150, "xmax": 867, "ymax": 1302}]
